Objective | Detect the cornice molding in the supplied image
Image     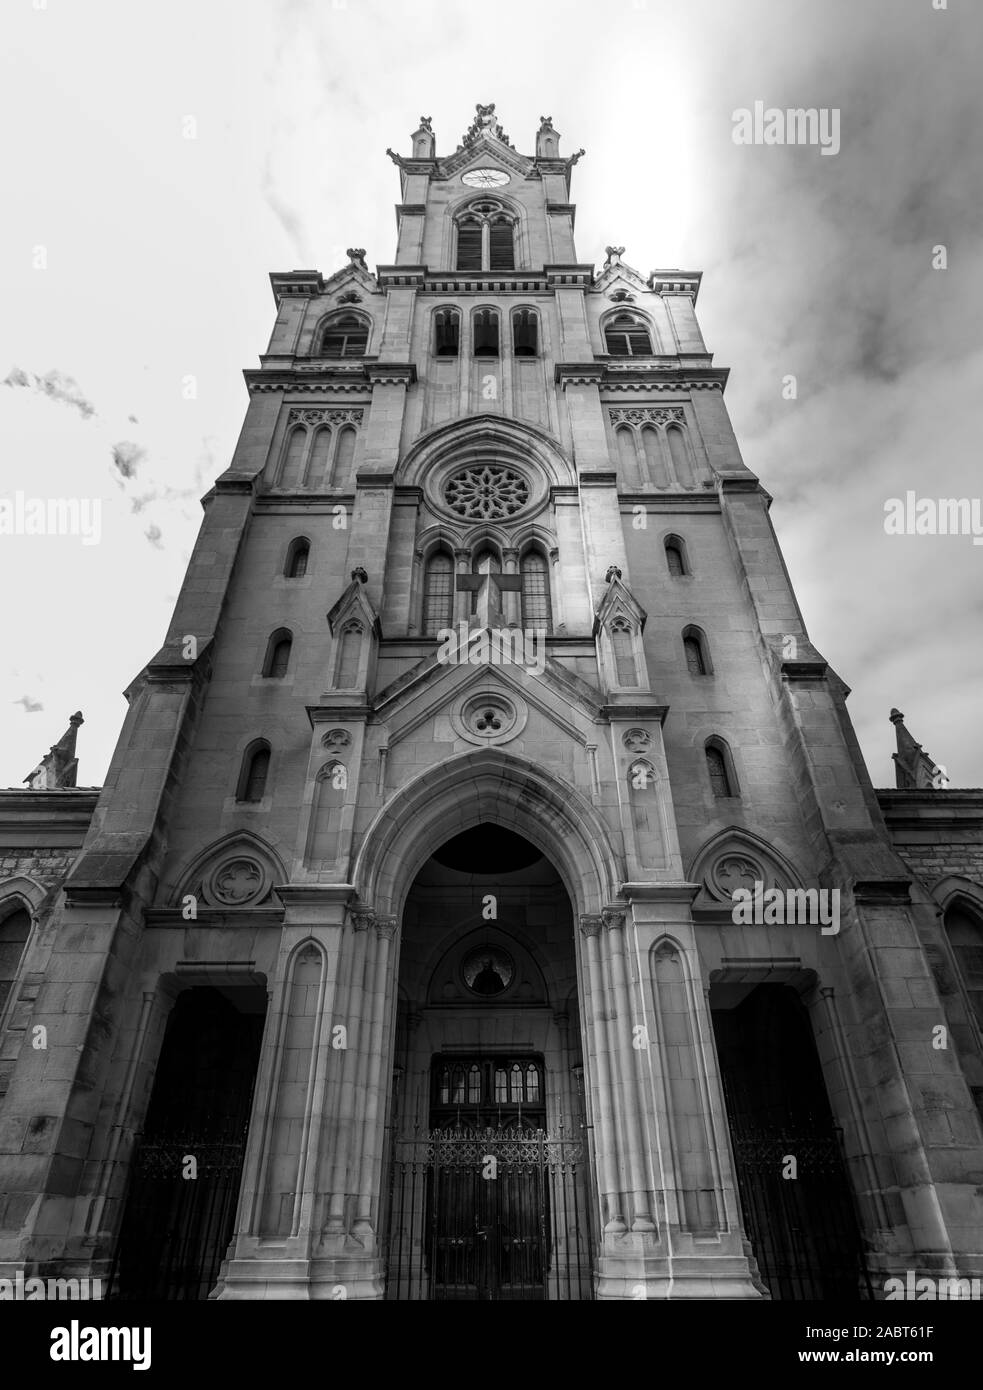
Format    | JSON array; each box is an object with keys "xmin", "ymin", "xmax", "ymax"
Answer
[
  {"xmin": 305, "ymin": 705, "xmax": 373, "ymax": 727},
  {"xmin": 600, "ymin": 704, "xmax": 669, "ymax": 725},
  {"xmin": 366, "ymin": 362, "xmax": 418, "ymax": 385}
]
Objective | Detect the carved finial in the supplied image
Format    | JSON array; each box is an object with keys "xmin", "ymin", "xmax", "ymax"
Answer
[
  {"xmin": 539, "ymin": 115, "xmax": 553, "ymax": 129},
  {"xmin": 419, "ymin": 115, "xmax": 433, "ymax": 132},
  {"xmin": 890, "ymin": 708, "xmax": 948, "ymax": 790},
  {"xmin": 346, "ymin": 248, "xmax": 367, "ymax": 270},
  {"xmin": 460, "ymin": 102, "xmax": 512, "ymax": 149},
  {"xmin": 605, "ymin": 565, "xmax": 622, "ymax": 584},
  {"xmin": 351, "ymin": 566, "xmax": 368, "ymax": 584},
  {"xmin": 604, "ymin": 246, "xmax": 626, "ymax": 269},
  {"xmin": 23, "ymin": 711, "xmax": 84, "ymax": 790}
]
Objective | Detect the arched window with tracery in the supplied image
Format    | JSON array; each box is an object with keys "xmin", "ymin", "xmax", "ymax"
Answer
[
  {"xmin": 455, "ymin": 200, "xmax": 517, "ymax": 272},
  {"xmin": 423, "ymin": 551, "xmax": 454, "ymax": 635},
  {"xmin": 604, "ymin": 313, "xmax": 653, "ymax": 357},
  {"xmin": 520, "ymin": 549, "xmax": 551, "ymax": 631},
  {"xmin": 0, "ymin": 904, "xmax": 31, "ymax": 1018},
  {"xmin": 319, "ymin": 314, "xmax": 369, "ymax": 358}
]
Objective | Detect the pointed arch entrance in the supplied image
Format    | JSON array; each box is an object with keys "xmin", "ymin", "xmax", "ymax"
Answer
[{"xmin": 353, "ymin": 751, "xmax": 622, "ymax": 1301}]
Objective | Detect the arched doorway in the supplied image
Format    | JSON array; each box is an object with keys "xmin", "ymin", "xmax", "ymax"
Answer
[{"xmin": 383, "ymin": 823, "xmax": 594, "ymax": 1300}]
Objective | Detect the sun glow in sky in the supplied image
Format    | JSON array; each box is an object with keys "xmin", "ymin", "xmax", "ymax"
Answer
[{"xmin": 1, "ymin": 0, "xmax": 981, "ymax": 788}]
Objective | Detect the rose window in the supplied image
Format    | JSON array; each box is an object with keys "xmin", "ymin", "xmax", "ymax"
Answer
[{"xmin": 445, "ymin": 465, "xmax": 529, "ymax": 520}]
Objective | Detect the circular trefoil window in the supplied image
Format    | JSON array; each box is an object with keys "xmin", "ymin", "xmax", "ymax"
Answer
[{"xmin": 445, "ymin": 465, "xmax": 529, "ymax": 520}]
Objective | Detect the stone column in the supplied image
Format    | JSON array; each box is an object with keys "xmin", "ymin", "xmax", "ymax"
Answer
[
  {"xmin": 501, "ymin": 547, "xmax": 520, "ymax": 628},
  {"xmin": 612, "ymin": 886, "xmax": 762, "ymax": 1300},
  {"xmin": 578, "ymin": 915, "xmax": 625, "ymax": 1234},
  {"xmin": 353, "ymin": 914, "xmax": 398, "ymax": 1241},
  {"xmin": 215, "ymin": 886, "xmax": 354, "ymax": 1300}
]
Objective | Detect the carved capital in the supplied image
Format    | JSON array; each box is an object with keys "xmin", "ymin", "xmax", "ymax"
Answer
[
  {"xmin": 579, "ymin": 914, "xmax": 603, "ymax": 938},
  {"xmin": 350, "ymin": 909, "xmax": 375, "ymax": 933},
  {"xmin": 375, "ymin": 914, "xmax": 398, "ymax": 941},
  {"xmin": 602, "ymin": 906, "xmax": 627, "ymax": 932}
]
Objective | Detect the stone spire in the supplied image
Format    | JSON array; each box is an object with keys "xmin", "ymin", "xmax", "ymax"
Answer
[
  {"xmin": 23, "ymin": 711, "xmax": 84, "ymax": 789},
  {"xmin": 889, "ymin": 708, "xmax": 948, "ymax": 789}
]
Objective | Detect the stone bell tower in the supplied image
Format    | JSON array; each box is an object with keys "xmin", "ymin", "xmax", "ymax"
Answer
[{"xmin": 1, "ymin": 104, "xmax": 980, "ymax": 1304}]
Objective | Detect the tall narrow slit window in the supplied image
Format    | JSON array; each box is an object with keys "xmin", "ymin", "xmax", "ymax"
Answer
[
  {"xmin": 683, "ymin": 627, "xmax": 709, "ymax": 676},
  {"xmin": 664, "ymin": 535, "xmax": 687, "ymax": 577},
  {"xmin": 237, "ymin": 741, "xmax": 271, "ymax": 803},
  {"xmin": 285, "ymin": 538, "xmax": 310, "ymax": 578},
  {"xmin": 706, "ymin": 740, "xmax": 735, "ymax": 798},
  {"xmin": 262, "ymin": 629, "xmax": 292, "ymax": 678}
]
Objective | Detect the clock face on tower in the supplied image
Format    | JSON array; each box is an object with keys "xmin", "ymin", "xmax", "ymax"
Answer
[{"xmin": 462, "ymin": 168, "xmax": 510, "ymax": 188}]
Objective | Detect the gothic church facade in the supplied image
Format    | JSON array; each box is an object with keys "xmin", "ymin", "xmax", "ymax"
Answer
[{"xmin": 1, "ymin": 105, "xmax": 982, "ymax": 1301}]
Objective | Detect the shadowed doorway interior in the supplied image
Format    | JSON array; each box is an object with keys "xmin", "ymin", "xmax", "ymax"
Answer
[{"xmin": 383, "ymin": 823, "xmax": 594, "ymax": 1300}]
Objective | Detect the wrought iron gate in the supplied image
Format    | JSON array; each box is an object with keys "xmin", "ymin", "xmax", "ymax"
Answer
[
  {"xmin": 726, "ymin": 1118, "xmax": 875, "ymax": 1300},
  {"xmin": 384, "ymin": 1125, "xmax": 594, "ymax": 1300},
  {"xmin": 106, "ymin": 986, "xmax": 265, "ymax": 1301}
]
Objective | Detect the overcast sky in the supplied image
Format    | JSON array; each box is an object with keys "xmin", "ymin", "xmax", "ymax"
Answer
[{"xmin": 1, "ymin": 0, "xmax": 981, "ymax": 791}]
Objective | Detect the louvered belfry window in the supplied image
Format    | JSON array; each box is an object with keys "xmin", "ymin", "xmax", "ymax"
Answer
[
  {"xmin": 604, "ymin": 314, "xmax": 653, "ymax": 356},
  {"xmin": 456, "ymin": 221, "xmax": 483, "ymax": 271},
  {"xmin": 488, "ymin": 218, "xmax": 515, "ymax": 270},
  {"xmin": 320, "ymin": 315, "xmax": 368, "ymax": 358}
]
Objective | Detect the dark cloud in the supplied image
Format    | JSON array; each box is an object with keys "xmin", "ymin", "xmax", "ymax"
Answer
[
  {"xmin": 144, "ymin": 523, "xmax": 163, "ymax": 549},
  {"xmin": 13, "ymin": 694, "xmax": 43, "ymax": 713}
]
